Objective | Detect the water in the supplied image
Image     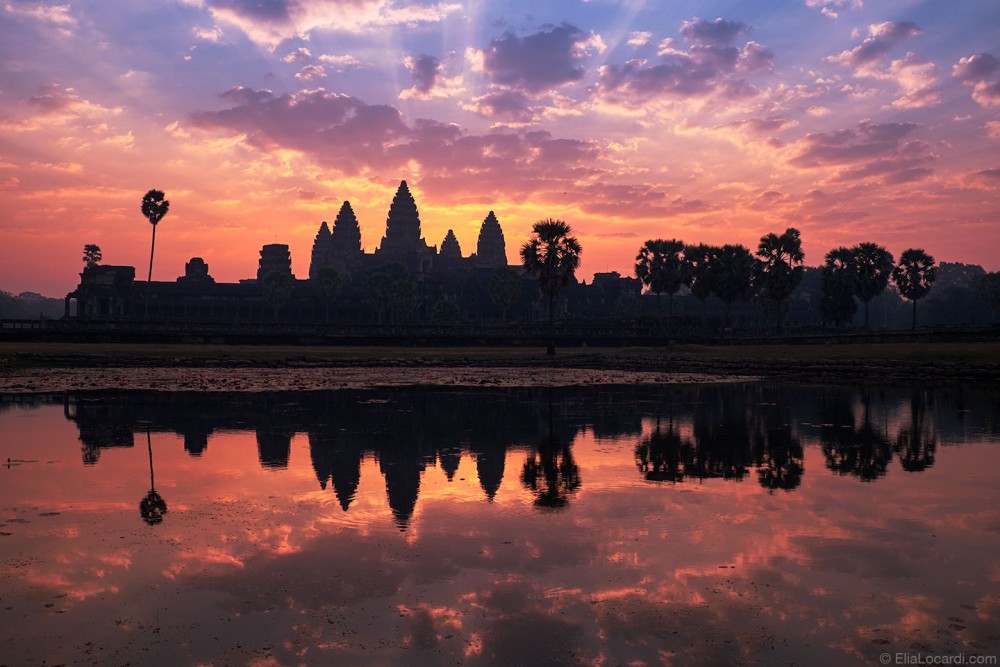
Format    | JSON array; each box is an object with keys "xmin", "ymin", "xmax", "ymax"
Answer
[{"xmin": 1, "ymin": 383, "xmax": 998, "ymax": 666}]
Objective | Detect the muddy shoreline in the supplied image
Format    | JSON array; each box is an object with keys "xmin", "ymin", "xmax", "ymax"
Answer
[{"xmin": 2, "ymin": 354, "xmax": 997, "ymax": 394}]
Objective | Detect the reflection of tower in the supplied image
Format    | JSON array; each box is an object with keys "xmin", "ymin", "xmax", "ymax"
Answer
[
  {"xmin": 379, "ymin": 453, "xmax": 424, "ymax": 531},
  {"xmin": 182, "ymin": 427, "xmax": 210, "ymax": 457},
  {"xmin": 473, "ymin": 443, "xmax": 506, "ymax": 501},
  {"xmin": 438, "ymin": 448, "xmax": 461, "ymax": 481},
  {"xmin": 308, "ymin": 431, "xmax": 363, "ymax": 511},
  {"xmin": 256, "ymin": 428, "xmax": 293, "ymax": 469}
]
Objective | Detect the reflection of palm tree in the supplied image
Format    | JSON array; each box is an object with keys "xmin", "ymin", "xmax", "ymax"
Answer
[
  {"xmin": 820, "ymin": 391, "xmax": 892, "ymax": 482},
  {"xmin": 521, "ymin": 397, "xmax": 580, "ymax": 509},
  {"xmin": 895, "ymin": 391, "xmax": 936, "ymax": 472},
  {"xmin": 752, "ymin": 401, "xmax": 804, "ymax": 491},
  {"xmin": 139, "ymin": 429, "xmax": 167, "ymax": 525},
  {"xmin": 635, "ymin": 422, "xmax": 690, "ymax": 483}
]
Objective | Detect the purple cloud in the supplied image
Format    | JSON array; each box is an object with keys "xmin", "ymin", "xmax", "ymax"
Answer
[
  {"xmin": 463, "ymin": 91, "xmax": 535, "ymax": 123},
  {"xmin": 953, "ymin": 53, "xmax": 1000, "ymax": 108},
  {"xmin": 827, "ymin": 21, "xmax": 920, "ymax": 73},
  {"xmin": 679, "ymin": 18, "xmax": 749, "ymax": 45},
  {"xmin": 482, "ymin": 24, "xmax": 588, "ymax": 93},
  {"xmin": 185, "ymin": 87, "xmax": 603, "ymax": 197},
  {"xmin": 405, "ymin": 55, "xmax": 442, "ymax": 94}
]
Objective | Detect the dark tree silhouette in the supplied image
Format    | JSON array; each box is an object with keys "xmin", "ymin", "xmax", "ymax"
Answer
[
  {"xmin": 261, "ymin": 271, "xmax": 293, "ymax": 322},
  {"xmin": 520, "ymin": 219, "xmax": 581, "ymax": 356},
  {"xmin": 82, "ymin": 244, "xmax": 102, "ymax": 267},
  {"xmin": 976, "ymin": 271, "xmax": 1000, "ymax": 323},
  {"xmin": 684, "ymin": 243, "xmax": 717, "ymax": 326},
  {"xmin": 521, "ymin": 402, "xmax": 581, "ymax": 509},
  {"xmin": 139, "ymin": 429, "xmax": 167, "ymax": 525},
  {"xmin": 312, "ymin": 267, "xmax": 340, "ymax": 323},
  {"xmin": 820, "ymin": 246, "xmax": 858, "ymax": 327},
  {"xmin": 488, "ymin": 267, "xmax": 520, "ymax": 323},
  {"xmin": 140, "ymin": 190, "xmax": 169, "ymax": 318},
  {"xmin": 711, "ymin": 243, "xmax": 755, "ymax": 327},
  {"xmin": 634, "ymin": 239, "xmax": 686, "ymax": 328},
  {"xmin": 851, "ymin": 242, "xmax": 894, "ymax": 329},
  {"xmin": 892, "ymin": 248, "xmax": 937, "ymax": 330},
  {"xmin": 754, "ymin": 228, "xmax": 805, "ymax": 331},
  {"xmin": 364, "ymin": 263, "xmax": 417, "ymax": 324}
]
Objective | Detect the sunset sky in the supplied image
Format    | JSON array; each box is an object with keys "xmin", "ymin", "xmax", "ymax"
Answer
[{"xmin": 1, "ymin": 0, "xmax": 998, "ymax": 296}]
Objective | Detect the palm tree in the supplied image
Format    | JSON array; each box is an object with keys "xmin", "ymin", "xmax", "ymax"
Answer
[
  {"xmin": 684, "ymin": 243, "xmax": 717, "ymax": 326},
  {"xmin": 140, "ymin": 189, "xmax": 169, "ymax": 319},
  {"xmin": 892, "ymin": 248, "xmax": 937, "ymax": 330},
  {"xmin": 634, "ymin": 239, "xmax": 686, "ymax": 328},
  {"xmin": 82, "ymin": 244, "xmax": 102, "ymax": 268},
  {"xmin": 852, "ymin": 242, "xmax": 894, "ymax": 329},
  {"xmin": 520, "ymin": 219, "xmax": 581, "ymax": 356},
  {"xmin": 754, "ymin": 228, "xmax": 805, "ymax": 331},
  {"xmin": 711, "ymin": 243, "xmax": 755, "ymax": 328},
  {"xmin": 820, "ymin": 246, "xmax": 858, "ymax": 327}
]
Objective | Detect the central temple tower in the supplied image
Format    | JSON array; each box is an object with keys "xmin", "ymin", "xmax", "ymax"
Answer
[{"xmin": 375, "ymin": 180, "xmax": 434, "ymax": 273}]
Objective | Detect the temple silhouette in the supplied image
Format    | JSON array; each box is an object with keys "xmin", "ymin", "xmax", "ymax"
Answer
[{"xmin": 64, "ymin": 181, "xmax": 635, "ymax": 324}]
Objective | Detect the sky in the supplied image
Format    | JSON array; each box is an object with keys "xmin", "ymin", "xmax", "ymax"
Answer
[{"xmin": 0, "ymin": 0, "xmax": 998, "ymax": 297}]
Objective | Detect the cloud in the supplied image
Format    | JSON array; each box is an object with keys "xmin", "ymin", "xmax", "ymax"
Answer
[
  {"xmin": 1, "ymin": 85, "xmax": 122, "ymax": 132},
  {"xmin": 952, "ymin": 53, "xmax": 1000, "ymax": 108},
  {"xmin": 399, "ymin": 54, "xmax": 462, "ymax": 100},
  {"xmin": 477, "ymin": 24, "xmax": 598, "ymax": 94},
  {"xmin": 3, "ymin": 2, "xmax": 76, "ymax": 26},
  {"xmin": 826, "ymin": 21, "xmax": 920, "ymax": 75},
  {"xmin": 627, "ymin": 31, "xmax": 651, "ymax": 47},
  {"xmin": 806, "ymin": 0, "xmax": 863, "ymax": 20},
  {"xmin": 318, "ymin": 54, "xmax": 361, "ymax": 72},
  {"xmin": 885, "ymin": 52, "xmax": 940, "ymax": 109},
  {"xmin": 461, "ymin": 90, "xmax": 535, "ymax": 124},
  {"xmin": 184, "ymin": 87, "xmax": 604, "ymax": 197},
  {"xmin": 202, "ymin": 0, "xmax": 461, "ymax": 49},
  {"xmin": 294, "ymin": 64, "xmax": 326, "ymax": 81},
  {"xmin": 679, "ymin": 18, "xmax": 748, "ymax": 45},
  {"xmin": 193, "ymin": 24, "xmax": 224, "ymax": 42},
  {"xmin": 403, "ymin": 55, "xmax": 441, "ymax": 95},
  {"xmin": 788, "ymin": 119, "xmax": 934, "ymax": 186},
  {"xmin": 591, "ymin": 40, "xmax": 771, "ymax": 107}
]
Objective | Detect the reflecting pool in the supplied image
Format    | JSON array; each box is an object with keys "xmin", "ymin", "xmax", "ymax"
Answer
[{"xmin": 2, "ymin": 383, "xmax": 999, "ymax": 666}]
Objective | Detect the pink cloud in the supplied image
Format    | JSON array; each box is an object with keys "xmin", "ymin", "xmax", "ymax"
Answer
[{"xmin": 826, "ymin": 21, "xmax": 920, "ymax": 75}]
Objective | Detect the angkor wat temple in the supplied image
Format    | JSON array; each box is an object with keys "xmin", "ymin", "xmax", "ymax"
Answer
[{"xmin": 66, "ymin": 180, "xmax": 638, "ymax": 324}]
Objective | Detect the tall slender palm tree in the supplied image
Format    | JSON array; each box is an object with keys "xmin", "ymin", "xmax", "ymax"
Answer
[
  {"xmin": 754, "ymin": 228, "xmax": 805, "ymax": 331},
  {"xmin": 634, "ymin": 239, "xmax": 686, "ymax": 328},
  {"xmin": 711, "ymin": 243, "xmax": 755, "ymax": 328},
  {"xmin": 852, "ymin": 242, "xmax": 894, "ymax": 329},
  {"xmin": 684, "ymin": 243, "xmax": 717, "ymax": 326},
  {"xmin": 140, "ymin": 189, "xmax": 169, "ymax": 319},
  {"xmin": 820, "ymin": 246, "xmax": 858, "ymax": 327},
  {"xmin": 892, "ymin": 248, "xmax": 937, "ymax": 330},
  {"xmin": 520, "ymin": 219, "xmax": 582, "ymax": 356}
]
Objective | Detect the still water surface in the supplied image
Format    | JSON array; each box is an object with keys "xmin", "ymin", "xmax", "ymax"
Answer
[{"xmin": 1, "ymin": 383, "xmax": 999, "ymax": 666}]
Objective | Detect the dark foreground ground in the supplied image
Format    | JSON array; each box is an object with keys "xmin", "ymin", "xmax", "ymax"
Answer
[{"xmin": 1, "ymin": 341, "xmax": 997, "ymax": 392}]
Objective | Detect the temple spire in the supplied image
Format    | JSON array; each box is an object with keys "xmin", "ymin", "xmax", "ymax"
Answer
[
  {"xmin": 440, "ymin": 229, "xmax": 462, "ymax": 260},
  {"xmin": 476, "ymin": 210, "xmax": 507, "ymax": 268}
]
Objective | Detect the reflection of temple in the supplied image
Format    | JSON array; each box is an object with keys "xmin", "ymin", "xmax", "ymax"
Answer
[
  {"xmin": 64, "ymin": 180, "xmax": 639, "ymax": 323},
  {"xmin": 55, "ymin": 383, "xmax": 988, "ymax": 528}
]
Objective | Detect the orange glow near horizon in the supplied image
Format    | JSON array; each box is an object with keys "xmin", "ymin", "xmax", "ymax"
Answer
[{"xmin": 1, "ymin": 2, "xmax": 998, "ymax": 296}]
